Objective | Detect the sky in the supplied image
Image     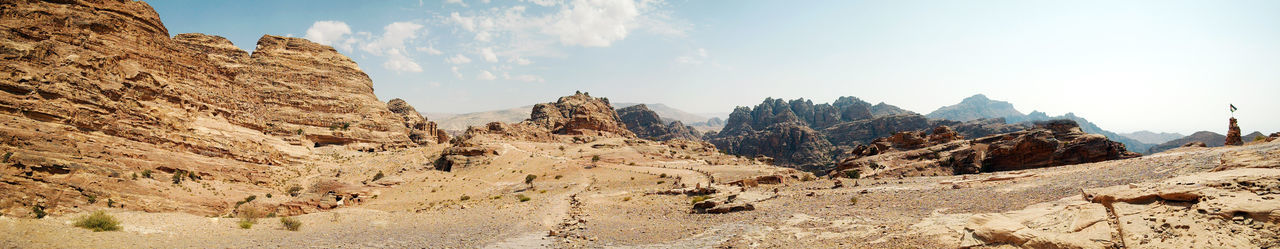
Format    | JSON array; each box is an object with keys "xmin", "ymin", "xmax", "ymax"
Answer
[{"xmin": 149, "ymin": 0, "xmax": 1280, "ymax": 135}]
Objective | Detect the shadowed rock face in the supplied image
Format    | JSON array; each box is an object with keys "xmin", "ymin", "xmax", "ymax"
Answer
[
  {"xmin": 529, "ymin": 92, "xmax": 635, "ymax": 138},
  {"xmin": 834, "ymin": 120, "xmax": 1141, "ymax": 178},
  {"xmin": 0, "ymin": 0, "xmax": 421, "ymax": 216},
  {"xmin": 617, "ymin": 104, "xmax": 700, "ymax": 141}
]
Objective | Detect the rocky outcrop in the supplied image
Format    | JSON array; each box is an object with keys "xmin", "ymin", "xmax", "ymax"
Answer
[
  {"xmin": 1226, "ymin": 118, "xmax": 1243, "ymax": 146},
  {"xmin": 0, "ymin": 0, "xmax": 419, "ymax": 216},
  {"xmin": 529, "ymin": 92, "xmax": 635, "ymax": 138},
  {"xmin": 387, "ymin": 98, "xmax": 448, "ymax": 145},
  {"xmin": 1148, "ymin": 131, "xmax": 1227, "ymax": 154},
  {"xmin": 711, "ymin": 123, "xmax": 835, "ymax": 172},
  {"xmin": 617, "ymin": 104, "xmax": 700, "ymax": 141},
  {"xmin": 834, "ymin": 120, "xmax": 1140, "ymax": 178},
  {"xmin": 821, "ymin": 114, "xmax": 933, "ymax": 147},
  {"xmin": 925, "ymin": 94, "xmax": 1024, "ymax": 122}
]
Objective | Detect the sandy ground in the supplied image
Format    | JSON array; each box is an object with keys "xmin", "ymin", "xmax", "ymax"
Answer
[{"xmin": 3, "ymin": 136, "xmax": 1277, "ymax": 248}]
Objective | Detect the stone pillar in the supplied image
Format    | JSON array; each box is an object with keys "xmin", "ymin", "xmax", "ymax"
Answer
[{"xmin": 1226, "ymin": 118, "xmax": 1243, "ymax": 146}]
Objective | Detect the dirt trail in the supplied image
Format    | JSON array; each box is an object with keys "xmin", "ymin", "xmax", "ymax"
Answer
[{"xmin": 483, "ymin": 173, "xmax": 592, "ymax": 249}]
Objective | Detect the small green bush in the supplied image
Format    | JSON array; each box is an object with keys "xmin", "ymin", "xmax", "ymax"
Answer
[
  {"xmin": 591, "ymin": 155, "xmax": 601, "ymax": 162},
  {"xmin": 141, "ymin": 169, "xmax": 153, "ymax": 179},
  {"xmin": 372, "ymin": 171, "xmax": 385, "ymax": 182},
  {"xmin": 31, "ymin": 205, "xmax": 46, "ymax": 219},
  {"xmin": 524, "ymin": 174, "xmax": 537, "ymax": 186},
  {"xmin": 554, "ymin": 175, "xmax": 563, "ymax": 180},
  {"xmin": 295, "ymin": 129, "xmax": 304, "ymax": 135},
  {"xmin": 86, "ymin": 195, "xmax": 97, "ymax": 204},
  {"xmin": 266, "ymin": 193, "xmax": 273, "ymax": 198},
  {"xmin": 73, "ymin": 211, "xmax": 121, "ymax": 232},
  {"xmin": 622, "ymin": 196, "xmax": 632, "ymax": 202},
  {"xmin": 460, "ymin": 195, "xmax": 471, "ymax": 201},
  {"xmin": 516, "ymin": 194, "xmax": 531, "ymax": 202},
  {"xmin": 172, "ymin": 170, "xmax": 185, "ymax": 184},
  {"xmin": 850, "ymin": 196, "xmax": 858, "ymax": 205},
  {"xmin": 238, "ymin": 219, "xmax": 254, "ymax": 229},
  {"xmin": 659, "ymin": 173, "xmax": 668, "ymax": 178},
  {"xmin": 1, "ymin": 152, "xmax": 11, "ymax": 163},
  {"xmin": 280, "ymin": 217, "xmax": 302, "ymax": 231}
]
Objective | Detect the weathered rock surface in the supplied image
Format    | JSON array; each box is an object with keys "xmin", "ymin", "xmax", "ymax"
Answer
[
  {"xmin": 388, "ymin": 98, "xmax": 448, "ymax": 145},
  {"xmin": 0, "ymin": 0, "xmax": 419, "ymax": 216},
  {"xmin": 1226, "ymin": 118, "xmax": 1243, "ymax": 146},
  {"xmin": 529, "ymin": 92, "xmax": 635, "ymax": 138},
  {"xmin": 617, "ymin": 104, "xmax": 700, "ymax": 141},
  {"xmin": 834, "ymin": 120, "xmax": 1140, "ymax": 178},
  {"xmin": 961, "ymin": 146, "xmax": 1280, "ymax": 248}
]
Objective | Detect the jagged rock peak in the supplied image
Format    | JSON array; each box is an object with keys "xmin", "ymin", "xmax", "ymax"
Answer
[
  {"xmin": 529, "ymin": 92, "xmax": 636, "ymax": 137},
  {"xmin": 618, "ymin": 104, "xmax": 700, "ymax": 141}
]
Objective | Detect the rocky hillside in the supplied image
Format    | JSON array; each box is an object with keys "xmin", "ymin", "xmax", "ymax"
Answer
[
  {"xmin": 707, "ymin": 97, "xmax": 1022, "ymax": 173},
  {"xmin": 835, "ymin": 120, "xmax": 1140, "ymax": 177},
  {"xmin": 614, "ymin": 103, "xmax": 708, "ymax": 124},
  {"xmin": 529, "ymin": 92, "xmax": 635, "ymax": 137},
  {"xmin": 925, "ymin": 94, "xmax": 1023, "ymax": 121},
  {"xmin": 1120, "ymin": 130, "xmax": 1185, "ymax": 144},
  {"xmin": 927, "ymin": 94, "xmax": 1155, "ymax": 153},
  {"xmin": 617, "ymin": 104, "xmax": 701, "ymax": 141},
  {"xmin": 0, "ymin": 0, "xmax": 426, "ymax": 216},
  {"xmin": 1148, "ymin": 131, "xmax": 1226, "ymax": 154}
]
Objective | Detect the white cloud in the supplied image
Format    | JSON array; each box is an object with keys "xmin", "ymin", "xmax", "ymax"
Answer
[
  {"xmin": 446, "ymin": 54, "xmax": 472, "ymax": 64},
  {"xmin": 508, "ymin": 55, "xmax": 532, "ymax": 65},
  {"xmin": 503, "ymin": 72, "xmax": 545, "ymax": 82},
  {"xmin": 451, "ymin": 66, "xmax": 464, "ymax": 79},
  {"xmin": 477, "ymin": 70, "xmax": 497, "ymax": 80},
  {"xmin": 361, "ymin": 22, "xmax": 426, "ymax": 56},
  {"xmin": 384, "ymin": 48, "xmax": 423, "ymax": 72},
  {"xmin": 449, "ymin": 12, "xmax": 477, "ymax": 32},
  {"xmin": 416, "ymin": 44, "xmax": 443, "ymax": 55},
  {"xmin": 676, "ymin": 48, "xmax": 708, "ymax": 65},
  {"xmin": 304, "ymin": 21, "xmax": 353, "ymax": 51},
  {"xmin": 446, "ymin": 0, "xmax": 467, "ymax": 7},
  {"xmin": 544, "ymin": 0, "xmax": 640, "ymax": 47},
  {"xmin": 480, "ymin": 47, "xmax": 499, "ymax": 62},
  {"xmin": 523, "ymin": 0, "xmax": 561, "ymax": 7}
]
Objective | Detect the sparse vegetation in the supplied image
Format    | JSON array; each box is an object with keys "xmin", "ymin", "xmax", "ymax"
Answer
[
  {"xmin": 491, "ymin": 195, "xmax": 501, "ymax": 200},
  {"xmin": 131, "ymin": 173, "xmax": 138, "ymax": 180},
  {"xmin": 591, "ymin": 155, "xmax": 601, "ymax": 162},
  {"xmin": 843, "ymin": 169, "xmax": 861, "ymax": 179},
  {"xmin": 172, "ymin": 170, "xmax": 186, "ymax": 184},
  {"xmin": 524, "ymin": 174, "xmax": 537, "ymax": 187},
  {"xmin": 266, "ymin": 193, "xmax": 272, "ymax": 198},
  {"xmin": 558, "ymin": 146, "xmax": 565, "ymax": 151},
  {"xmin": 372, "ymin": 171, "xmax": 385, "ymax": 182},
  {"xmin": 659, "ymin": 173, "xmax": 668, "ymax": 178},
  {"xmin": 280, "ymin": 217, "xmax": 302, "ymax": 231},
  {"xmin": 236, "ymin": 205, "xmax": 264, "ymax": 229},
  {"xmin": 287, "ymin": 185, "xmax": 303, "ymax": 197},
  {"xmin": 629, "ymin": 162, "xmax": 636, "ymax": 166},
  {"xmin": 32, "ymin": 205, "xmax": 46, "ymax": 219},
  {"xmin": 516, "ymin": 194, "xmax": 531, "ymax": 202},
  {"xmin": 850, "ymin": 196, "xmax": 858, "ymax": 205},
  {"xmin": 73, "ymin": 211, "xmax": 121, "ymax": 232},
  {"xmin": 141, "ymin": 169, "xmax": 152, "ymax": 179},
  {"xmin": 2, "ymin": 152, "xmax": 11, "ymax": 163},
  {"xmin": 235, "ymin": 195, "xmax": 257, "ymax": 208},
  {"xmin": 801, "ymin": 174, "xmax": 816, "ymax": 181},
  {"xmin": 238, "ymin": 219, "xmax": 254, "ymax": 229},
  {"xmin": 1255, "ymin": 136, "xmax": 1267, "ymax": 142},
  {"xmin": 657, "ymin": 181, "xmax": 665, "ymax": 184},
  {"xmin": 295, "ymin": 129, "xmax": 304, "ymax": 135},
  {"xmin": 554, "ymin": 175, "xmax": 563, "ymax": 180},
  {"xmin": 690, "ymin": 195, "xmax": 711, "ymax": 204},
  {"xmin": 86, "ymin": 195, "xmax": 97, "ymax": 204},
  {"xmin": 460, "ymin": 195, "xmax": 471, "ymax": 201},
  {"xmin": 622, "ymin": 196, "xmax": 632, "ymax": 202}
]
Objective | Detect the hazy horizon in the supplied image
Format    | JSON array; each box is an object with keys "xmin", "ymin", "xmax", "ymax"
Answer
[{"xmin": 150, "ymin": 0, "xmax": 1279, "ymax": 135}]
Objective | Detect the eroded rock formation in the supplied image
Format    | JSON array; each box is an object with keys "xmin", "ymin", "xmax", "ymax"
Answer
[
  {"xmin": 617, "ymin": 104, "xmax": 700, "ymax": 141},
  {"xmin": 0, "ymin": 0, "xmax": 420, "ymax": 216},
  {"xmin": 387, "ymin": 98, "xmax": 448, "ymax": 145},
  {"xmin": 834, "ymin": 120, "xmax": 1140, "ymax": 178},
  {"xmin": 530, "ymin": 92, "xmax": 635, "ymax": 138}
]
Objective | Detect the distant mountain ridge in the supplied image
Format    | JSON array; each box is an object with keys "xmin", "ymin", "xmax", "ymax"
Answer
[
  {"xmin": 1147, "ymin": 131, "xmax": 1226, "ymax": 154},
  {"xmin": 429, "ymin": 102, "xmax": 720, "ymax": 133},
  {"xmin": 1120, "ymin": 131, "xmax": 1186, "ymax": 144},
  {"xmin": 926, "ymin": 94, "xmax": 1156, "ymax": 153}
]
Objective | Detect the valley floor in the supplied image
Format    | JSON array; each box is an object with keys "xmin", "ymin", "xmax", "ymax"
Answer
[{"xmin": 3, "ymin": 138, "xmax": 1278, "ymax": 248}]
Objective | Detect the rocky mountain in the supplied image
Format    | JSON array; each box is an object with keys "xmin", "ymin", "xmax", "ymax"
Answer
[
  {"xmin": 1119, "ymin": 130, "xmax": 1185, "ymax": 144},
  {"xmin": 1147, "ymin": 131, "xmax": 1226, "ymax": 154},
  {"xmin": 871, "ymin": 102, "xmax": 916, "ymax": 117},
  {"xmin": 614, "ymin": 103, "xmax": 708, "ymax": 125},
  {"xmin": 707, "ymin": 97, "xmax": 1002, "ymax": 173},
  {"xmin": 835, "ymin": 120, "xmax": 1140, "ymax": 178},
  {"xmin": 925, "ymin": 94, "xmax": 1024, "ymax": 122},
  {"xmin": 927, "ymin": 94, "xmax": 1154, "ymax": 153},
  {"xmin": 428, "ymin": 105, "xmax": 533, "ymax": 132},
  {"xmin": 1243, "ymin": 131, "xmax": 1267, "ymax": 142},
  {"xmin": 0, "ymin": 0, "xmax": 426, "ymax": 216},
  {"xmin": 529, "ymin": 92, "xmax": 635, "ymax": 137},
  {"xmin": 617, "ymin": 104, "xmax": 701, "ymax": 141}
]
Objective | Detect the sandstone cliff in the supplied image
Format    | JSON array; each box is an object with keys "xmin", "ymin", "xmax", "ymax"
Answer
[
  {"xmin": 388, "ymin": 98, "xmax": 449, "ymax": 145},
  {"xmin": 0, "ymin": 0, "xmax": 421, "ymax": 216},
  {"xmin": 529, "ymin": 92, "xmax": 635, "ymax": 138}
]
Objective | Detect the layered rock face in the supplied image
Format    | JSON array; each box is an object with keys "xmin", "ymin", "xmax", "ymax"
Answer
[
  {"xmin": 617, "ymin": 104, "xmax": 700, "ymax": 141},
  {"xmin": 1226, "ymin": 118, "xmax": 1243, "ymax": 146},
  {"xmin": 387, "ymin": 98, "xmax": 448, "ymax": 145},
  {"xmin": 834, "ymin": 120, "xmax": 1140, "ymax": 178},
  {"xmin": 0, "ymin": 0, "xmax": 418, "ymax": 216},
  {"xmin": 529, "ymin": 92, "xmax": 635, "ymax": 138}
]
